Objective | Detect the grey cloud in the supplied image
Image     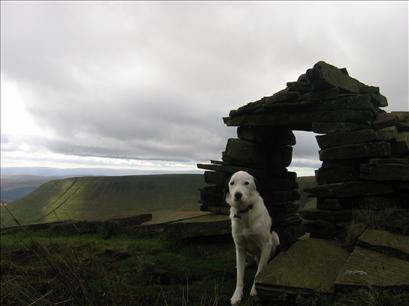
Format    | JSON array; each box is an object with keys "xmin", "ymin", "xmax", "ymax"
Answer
[{"xmin": 2, "ymin": 2, "xmax": 408, "ymax": 166}]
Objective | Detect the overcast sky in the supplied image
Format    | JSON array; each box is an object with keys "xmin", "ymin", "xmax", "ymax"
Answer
[{"xmin": 1, "ymin": 1, "xmax": 408, "ymax": 176}]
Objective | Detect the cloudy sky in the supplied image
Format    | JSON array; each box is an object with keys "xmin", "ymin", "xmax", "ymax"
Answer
[{"xmin": 1, "ymin": 1, "xmax": 408, "ymax": 176}]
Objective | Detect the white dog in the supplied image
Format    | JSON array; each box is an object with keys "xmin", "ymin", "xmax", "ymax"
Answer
[{"xmin": 226, "ymin": 171, "xmax": 280, "ymax": 305}]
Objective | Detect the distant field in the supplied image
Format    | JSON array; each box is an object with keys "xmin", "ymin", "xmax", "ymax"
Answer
[
  {"xmin": 1, "ymin": 175, "xmax": 204, "ymax": 227},
  {"xmin": 296, "ymin": 176, "xmax": 316, "ymax": 209},
  {"xmin": 0, "ymin": 174, "xmax": 316, "ymax": 227}
]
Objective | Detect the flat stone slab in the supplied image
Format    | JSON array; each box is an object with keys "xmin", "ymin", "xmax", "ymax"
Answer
[
  {"xmin": 335, "ymin": 247, "xmax": 409, "ymax": 289},
  {"xmin": 224, "ymin": 110, "xmax": 374, "ymax": 128},
  {"xmin": 312, "ymin": 122, "xmax": 370, "ymax": 134},
  {"xmin": 319, "ymin": 142, "xmax": 391, "ymax": 161},
  {"xmin": 237, "ymin": 126, "xmax": 296, "ymax": 145},
  {"xmin": 138, "ymin": 212, "xmax": 231, "ymax": 239},
  {"xmin": 307, "ymin": 61, "xmax": 361, "ymax": 93},
  {"xmin": 357, "ymin": 229, "xmax": 409, "ymax": 261},
  {"xmin": 256, "ymin": 238, "xmax": 349, "ymax": 294},
  {"xmin": 299, "ymin": 208, "xmax": 352, "ymax": 222},
  {"xmin": 142, "ymin": 210, "xmax": 211, "ymax": 226},
  {"xmin": 316, "ymin": 129, "xmax": 379, "ymax": 149},
  {"xmin": 223, "ymin": 138, "xmax": 293, "ymax": 168},
  {"xmin": 360, "ymin": 163, "xmax": 409, "ymax": 181},
  {"xmin": 305, "ymin": 181, "xmax": 394, "ymax": 198},
  {"xmin": 158, "ymin": 214, "xmax": 231, "ymax": 239}
]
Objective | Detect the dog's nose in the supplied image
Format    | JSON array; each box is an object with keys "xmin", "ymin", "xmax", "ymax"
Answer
[{"xmin": 234, "ymin": 192, "xmax": 242, "ymax": 201}]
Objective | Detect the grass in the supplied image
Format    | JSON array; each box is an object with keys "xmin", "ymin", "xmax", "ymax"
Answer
[
  {"xmin": 0, "ymin": 229, "xmax": 262, "ymax": 306},
  {"xmin": 3, "ymin": 228, "xmax": 408, "ymax": 306}
]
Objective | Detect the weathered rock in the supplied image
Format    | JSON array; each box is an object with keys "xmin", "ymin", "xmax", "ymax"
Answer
[
  {"xmin": 198, "ymin": 162, "xmax": 267, "ymax": 177},
  {"xmin": 397, "ymin": 182, "xmax": 409, "ymax": 191},
  {"xmin": 357, "ymin": 196, "xmax": 397, "ymax": 210},
  {"xmin": 392, "ymin": 111, "xmax": 409, "ymax": 123},
  {"xmin": 303, "ymin": 87, "xmax": 341, "ymax": 102},
  {"xmin": 223, "ymin": 139, "xmax": 293, "ymax": 169},
  {"xmin": 312, "ymin": 122, "xmax": 371, "ymax": 134},
  {"xmin": 357, "ymin": 229, "xmax": 409, "ymax": 261},
  {"xmin": 286, "ymin": 81, "xmax": 312, "ymax": 94},
  {"xmin": 307, "ymin": 61, "xmax": 361, "ymax": 93},
  {"xmin": 274, "ymin": 222, "xmax": 306, "ymax": 249},
  {"xmin": 335, "ymin": 247, "xmax": 409, "ymax": 289},
  {"xmin": 369, "ymin": 93, "xmax": 388, "ymax": 107},
  {"xmin": 256, "ymin": 238, "xmax": 349, "ymax": 294},
  {"xmin": 390, "ymin": 112, "xmax": 409, "ymax": 131},
  {"xmin": 261, "ymin": 190, "xmax": 301, "ymax": 204},
  {"xmin": 373, "ymin": 112, "xmax": 399, "ymax": 129},
  {"xmin": 343, "ymin": 223, "xmax": 367, "ymax": 251},
  {"xmin": 197, "ymin": 162, "xmax": 294, "ymax": 179},
  {"xmin": 224, "ymin": 110, "xmax": 375, "ymax": 128},
  {"xmin": 315, "ymin": 129, "xmax": 379, "ymax": 149},
  {"xmin": 237, "ymin": 126, "xmax": 295, "ymax": 145},
  {"xmin": 204, "ymin": 171, "xmax": 227, "ymax": 185},
  {"xmin": 223, "ymin": 138, "xmax": 262, "ymax": 164},
  {"xmin": 263, "ymin": 88, "xmax": 301, "ymax": 105},
  {"xmin": 303, "ymin": 219, "xmax": 341, "ymax": 238},
  {"xmin": 267, "ymin": 202, "xmax": 300, "ymax": 214},
  {"xmin": 317, "ymin": 198, "xmax": 343, "ymax": 210},
  {"xmin": 358, "ymin": 84, "xmax": 379, "ymax": 95},
  {"xmin": 315, "ymin": 94, "xmax": 377, "ymax": 113},
  {"xmin": 376, "ymin": 126, "xmax": 399, "ymax": 140},
  {"xmin": 300, "ymin": 208, "xmax": 352, "ymax": 222},
  {"xmin": 392, "ymin": 139, "xmax": 409, "ymax": 155},
  {"xmin": 257, "ymin": 177, "xmax": 298, "ymax": 191},
  {"xmin": 305, "ymin": 181, "xmax": 394, "ymax": 198},
  {"xmin": 199, "ymin": 185, "xmax": 223, "ymax": 203},
  {"xmin": 319, "ymin": 142, "xmax": 391, "ymax": 161},
  {"xmin": 316, "ymin": 163, "xmax": 360, "ymax": 184},
  {"xmin": 360, "ymin": 163, "xmax": 409, "ymax": 181},
  {"xmin": 369, "ymin": 157, "xmax": 409, "ymax": 164}
]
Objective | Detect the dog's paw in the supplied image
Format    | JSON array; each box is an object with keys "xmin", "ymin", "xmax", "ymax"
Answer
[
  {"xmin": 230, "ymin": 289, "xmax": 243, "ymax": 305},
  {"xmin": 250, "ymin": 284, "xmax": 257, "ymax": 296}
]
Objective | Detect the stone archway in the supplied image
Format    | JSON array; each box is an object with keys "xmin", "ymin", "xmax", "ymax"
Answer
[{"xmin": 198, "ymin": 61, "xmax": 409, "ymax": 248}]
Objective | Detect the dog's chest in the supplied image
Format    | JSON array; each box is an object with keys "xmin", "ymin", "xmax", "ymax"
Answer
[{"xmin": 232, "ymin": 218, "xmax": 268, "ymax": 246}]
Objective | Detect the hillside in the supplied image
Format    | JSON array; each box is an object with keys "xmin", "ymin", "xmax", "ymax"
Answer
[
  {"xmin": 0, "ymin": 174, "xmax": 316, "ymax": 227},
  {"xmin": 1, "ymin": 175, "xmax": 204, "ymax": 227}
]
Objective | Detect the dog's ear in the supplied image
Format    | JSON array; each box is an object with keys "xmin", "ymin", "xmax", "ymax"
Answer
[
  {"xmin": 223, "ymin": 174, "xmax": 232, "ymax": 204},
  {"xmin": 253, "ymin": 176, "xmax": 260, "ymax": 191}
]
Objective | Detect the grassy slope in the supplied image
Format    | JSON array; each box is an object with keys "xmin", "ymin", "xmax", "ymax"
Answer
[
  {"xmin": 1, "ymin": 175, "xmax": 316, "ymax": 227},
  {"xmin": 1, "ymin": 175, "xmax": 204, "ymax": 226}
]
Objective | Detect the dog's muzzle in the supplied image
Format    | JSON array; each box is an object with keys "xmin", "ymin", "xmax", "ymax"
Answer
[{"xmin": 234, "ymin": 192, "xmax": 242, "ymax": 201}]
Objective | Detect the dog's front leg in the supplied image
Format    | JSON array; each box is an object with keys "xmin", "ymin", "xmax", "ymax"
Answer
[
  {"xmin": 231, "ymin": 246, "xmax": 246, "ymax": 305},
  {"xmin": 250, "ymin": 243, "xmax": 272, "ymax": 296}
]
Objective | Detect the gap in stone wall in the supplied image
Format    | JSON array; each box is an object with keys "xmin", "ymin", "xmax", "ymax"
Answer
[{"xmin": 289, "ymin": 131, "xmax": 321, "ymax": 211}]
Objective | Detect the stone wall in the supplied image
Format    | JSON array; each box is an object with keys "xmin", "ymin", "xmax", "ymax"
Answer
[{"xmin": 198, "ymin": 61, "xmax": 409, "ymax": 246}]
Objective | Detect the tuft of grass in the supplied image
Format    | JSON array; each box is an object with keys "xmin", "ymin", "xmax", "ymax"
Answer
[
  {"xmin": 333, "ymin": 287, "xmax": 409, "ymax": 306},
  {"xmin": 1, "ymin": 229, "xmax": 259, "ymax": 306}
]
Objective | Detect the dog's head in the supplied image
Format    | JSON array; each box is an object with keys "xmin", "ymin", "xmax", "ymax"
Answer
[{"xmin": 225, "ymin": 171, "xmax": 258, "ymax": 209}]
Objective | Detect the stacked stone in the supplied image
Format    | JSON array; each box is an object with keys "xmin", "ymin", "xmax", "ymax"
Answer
[
  {"xmin": 197, "ymin": 127, "xmax": 304, "ymax": 247},
  {"xmin": 304, "ymin": 111, "xmax": 409, "ymax": 239},
  {"xmin": 198, "ymin": 61, "xmax": 408, "ymax": 244}
]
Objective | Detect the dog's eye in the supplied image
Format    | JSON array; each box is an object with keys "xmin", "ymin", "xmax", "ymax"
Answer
[
  {"xmin": 230, "ymin": 181, "xmax": 234, "ymax": 186},
  {"xmin": 244, "ymin": 181, "xmax": 250, "ymax": 185}
]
